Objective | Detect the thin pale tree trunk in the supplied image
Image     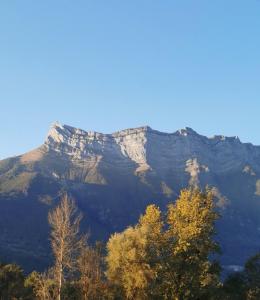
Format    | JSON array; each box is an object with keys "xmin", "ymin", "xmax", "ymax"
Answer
[{"xmin": 57, "ymin": 261, "xmax": 63, "ymax": 300}]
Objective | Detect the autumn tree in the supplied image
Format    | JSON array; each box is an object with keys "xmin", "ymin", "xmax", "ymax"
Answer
[
  {"xmin": 106, "ymin": 188, "xmax": 221, "ymax": 300},
  {"xmin": 137, "ymin": 204, "xmax": 166, "ymax": 298},
  {"xmin": 106, "ymin": 204, "xmax": 164, "ymax": 299},
  {"xmin": 166, "ymin": 188, "xmax": 221, "ymax": 299},
  {"xmin": 106, "ymin": 225, "xmax": 154, "ymax": 299},
  {"xmin": 77, "ymin": 242, "xmax": 105, "ymax": 300},
  {"xmin": 48, "ymin": 194, "xmax": 83, "ymax": 300},
  {"xmin": 25, "ymin": 269, "xmax": 57, "ymax": 300}
]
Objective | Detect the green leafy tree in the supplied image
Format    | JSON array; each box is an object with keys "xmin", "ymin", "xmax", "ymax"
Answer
[
  {"xmin": 222, "ymin": 272, "xmax": 247, "ymax": 300},
  {"xmin": 224, "ymin": 253, "xmax": 260, "ymax": 300},
  {"xmin": 0, "ymin": 263, "xmax": 26, "ymax": 300},
  {"xmin": 244, "ymin": 253, "xmax": 260, "ymax": 299}
]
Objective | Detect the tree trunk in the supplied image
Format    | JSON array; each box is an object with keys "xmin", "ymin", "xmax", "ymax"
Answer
[{"xmin": 57, "ymin": 264, "xmax": 62, "ymax": 300}]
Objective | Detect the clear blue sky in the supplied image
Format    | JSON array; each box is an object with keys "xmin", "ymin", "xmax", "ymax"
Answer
[{"xmin": 0, "ymin": 1, "xmax": 260, "ymax": 158}]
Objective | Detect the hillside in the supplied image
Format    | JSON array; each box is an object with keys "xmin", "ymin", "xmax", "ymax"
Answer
[{"xmin": 0, "ymin": 122, "xmax": 260, "ymax": 271}]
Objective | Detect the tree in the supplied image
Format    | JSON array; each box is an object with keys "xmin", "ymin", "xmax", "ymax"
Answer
[
  {"xmin": 222, "ymin": 272, "xmax": 246, "ymax": 300},
  {"xmin": 61, "ymin": 281, "xmax": 81, "ymax": 300},
  {"xmin": 0, "ymin": 263, "xmax": 26, "ymax": 300},
  {"xmin": 106, "ymin": 225, "xmax": 153, "ymax": 299},
  {"xmin": 106, "ymin": 189, "xmax": 221, "ymax": 299},
  {"xmin": 77, "ymin": 242, "xmax": 104, "ymax": 300},
  {"xmin": 25, "ymin": 269, "xmax": 57, "ymax": 300},
  {"xmin": 106, "ymin": 205, "xmax": 164, "ymax": 299},
  {"xmin": 166, "ymin": 188, "xmax": 221, "ymax": 299},
  {"xmin": 244, "ymin": 253, "xmax": 260, "ymax": 299},
  {"xmin": 48, "ymin": 194, "xmax": 83, "ymax": 300},
  {"xmin": 137, "ymin": 205, "xmax": 166, "ymax": 299},
  {"xmin": 224, "ymin": 252, "xmax": 260, "ymax": 300}
]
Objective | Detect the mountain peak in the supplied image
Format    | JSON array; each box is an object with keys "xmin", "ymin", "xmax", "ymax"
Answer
[
  {"xmin": 46, "ymin": 122, "xmax": 90, "ymax": 144},
  {"xmin": 176, "ymin": 127, "xmax": 198, "ymax": 136}
]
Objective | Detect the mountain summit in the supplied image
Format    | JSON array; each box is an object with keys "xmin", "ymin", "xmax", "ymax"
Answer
[{"xmin": 0, "ymin": 123, "xmax": 260, "ymax": 271}]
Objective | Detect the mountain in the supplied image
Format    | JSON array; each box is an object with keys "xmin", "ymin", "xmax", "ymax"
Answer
[{"xmin": 0, "ymin": 122, "xmax": 260, "ymax": 272}]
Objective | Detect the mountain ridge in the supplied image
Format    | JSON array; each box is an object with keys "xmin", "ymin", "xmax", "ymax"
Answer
[
  {"xmin": 0, "ymin": 122, "xmax": 260, "ymax": 272},
  {"xmin": 46, "ymin": 122, "xmax": 245, "ymax": 141}
]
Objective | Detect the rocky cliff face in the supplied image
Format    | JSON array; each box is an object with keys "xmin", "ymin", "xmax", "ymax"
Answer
[
  {"xmin": 46, "ymin": 122, "xmax": 260, "ymax": 174},
  {"xmin": 0, "ymin": 123, "xmax": 260, "ymax": 272}
]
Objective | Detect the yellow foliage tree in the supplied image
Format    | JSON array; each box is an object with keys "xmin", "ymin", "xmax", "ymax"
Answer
[
  {"xmin": 106, "ymin": 188, "xmax": 221, "ymax": 300},
  {"xmin": 106, "ymin": 224, "xmax": 154, "ymax": 300},
  {"xmin": 166, "ymin": 188, "xmax": 220, "ymax": 299},
  {"xmin": 106, "ymin": 205, "xmax": 164, "ymax": 299}
]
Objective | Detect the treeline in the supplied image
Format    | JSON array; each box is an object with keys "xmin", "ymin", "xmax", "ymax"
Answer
[{"xmin": 0, "ymin": 188, "xmax": 259, "ymax": 300}]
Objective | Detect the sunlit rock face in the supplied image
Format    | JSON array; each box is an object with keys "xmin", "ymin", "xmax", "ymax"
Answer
[
  {"xmin": 1, "ymin": 122, "xmax": 260, "ymax": 272},
  {"xmin": 45, "ymin": 123, "xmax": 259, "ymax": 173}
]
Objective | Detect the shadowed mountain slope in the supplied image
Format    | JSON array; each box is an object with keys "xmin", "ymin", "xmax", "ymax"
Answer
[{"xmin": 0, "ymin": 122, "xmax": 260, "ymax": 272}]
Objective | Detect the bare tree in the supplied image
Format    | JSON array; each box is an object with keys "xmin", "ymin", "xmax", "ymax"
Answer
[
  {"xmin": 48, "ymin": 194, "xmax": 82, "ymax": 300},
  {"xmin": 77, "ymin": 243, "xmax": 104, "ymax": 300}
]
